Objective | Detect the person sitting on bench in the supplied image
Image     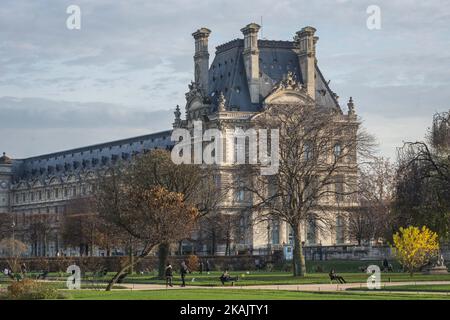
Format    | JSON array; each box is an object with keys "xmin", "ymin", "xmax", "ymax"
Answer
[
  {"xmin": 37, "ymin": 270, "xmax": 49, "ymax": 280},
  {"xmin": 219, "ymin": 270, "xmax": 238, "ymax": 286},
  {"xmin": 382, "ymin": 258, "xmax": 393, "ymax": 272},
  {"xmin": 329, "ymin": 269, "xmax": 346, "ymax": 284}
]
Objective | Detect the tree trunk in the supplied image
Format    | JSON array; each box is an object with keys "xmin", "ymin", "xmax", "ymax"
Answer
[
  {"xmin": 157, "ymin": 242, "xmax": 170, "ymax": 279},
  {"xmin": 211, "ymin": 230, "xmax": 216, "ymax": 255},
  {"xmin": 129, "ymin": 242, "xmax": 134, "ymax": 275},
  {"xmin": 106, "ymin": 246, "xmax": 153, "ymax": 291},
  {"xmin": 292, "ymin": 223, "xmax": 306, "ymax": 277}
]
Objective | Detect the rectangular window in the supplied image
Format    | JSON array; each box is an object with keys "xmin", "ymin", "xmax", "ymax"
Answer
[
  {"xmin": 336, "ymin": 216, "xmax": 345, "ymax": 244},
  {"xmin": 335, "ymin": 176, "xmax": 344, "ymax": 202}
]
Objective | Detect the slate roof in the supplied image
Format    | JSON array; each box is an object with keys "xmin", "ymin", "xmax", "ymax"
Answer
[
  {"xmin": 9, "ymin": 36, "xmax": 341, "ymax": 182},
  {"xmin": 208, "ymin": 39, "xmax": 341, "ymax": 112},
  {"xmin": 12, "ymin": 130, "xmax": 174, "ymax": 181}
]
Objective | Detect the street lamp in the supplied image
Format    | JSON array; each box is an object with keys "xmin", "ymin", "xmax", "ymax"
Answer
[{"xmin": 11, "ymin": 221, "xmax": 16, "ymax": 257}]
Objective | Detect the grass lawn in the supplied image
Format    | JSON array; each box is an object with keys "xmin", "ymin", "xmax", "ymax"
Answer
[
  {"xmin": 120, "ymin": 271, "xmax": 450, "ymax": 286},
  {"xmin": 5, "ymin": 270, "xmax": 450, "ymax": 287},
  {"xmin": 349, "ymin": 284, "xmax": 450, "ymax": 293},
  {"xmin": 64, "ymin": 288, "xmax": 450, "ymax": 300}
]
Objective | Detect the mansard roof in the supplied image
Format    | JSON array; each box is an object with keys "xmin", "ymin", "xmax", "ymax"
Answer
[
  {"xmin": 12, "ymin": 130, "xmax": 174, "ymax": 181},
  {"xmin": 208, "ymin": 39, "xmax": 341, "ymax": 113}
]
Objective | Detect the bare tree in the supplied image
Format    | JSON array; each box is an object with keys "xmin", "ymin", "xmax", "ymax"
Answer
[
  {"xmin": 0, "ymin": 212, "xmax": 14, "ymax": 240},
  {"xmin": 62, "ymin": 197, "xmax": 122, "ymax": 256},
  {"xmin": 241, "ymin": 103, "xmax": 375, "ymax": 276},
  {"xmin": 348, "ymin": 157, "xmax": 395, "ymax": 244},
  {"xmin": 26, "ymin": 213, "xmax": 54, "ymax": 257},
  {"xmin": 0, "ymin": 238, "xmax": 28, "ymax": 276},
  {"xmin": 95, "ymin": 163, "xmax": 198, "ymax": 291},
  {"xmin": 124, "ymin": 149, "xmax": 229, "ymax": 276},
  {"xmin": 394, "ymin": 110, "xmax": 450, "ymax": 238}
]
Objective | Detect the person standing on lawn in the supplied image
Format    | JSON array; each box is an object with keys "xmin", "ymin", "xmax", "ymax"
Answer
[
  {"xmin": 165, "ymin": 263, "xmax": 173, "ymax": 288},
  {"xmin": 180, "ymin": 260, "xmax": 189, "ymax": 287}
]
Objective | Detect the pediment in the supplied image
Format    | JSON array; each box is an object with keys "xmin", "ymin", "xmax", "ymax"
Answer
[
  {"xmin": 263, "ymin": 71, "xmax": 314, "ymax": 107},
  {"xmin": 263, "ymin": 89, "xmax": 313, "ymax": 106}
]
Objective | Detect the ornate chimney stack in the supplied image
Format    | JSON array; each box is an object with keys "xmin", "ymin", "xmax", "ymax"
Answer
[
  {"xmin": 347, "ymin": 97, "xmax": 356, "ymax": 116},
  {"xmin": 241, "ymin": 23, "xmax": 261, "ymax": 104},
  {"xmin": 0, "ymin": 152, "xmax": 13, "ymax": 214},
  {"xmin": 296, "ymin": 26, "xmax": 318, "ymax": 99},
  {"xmin": 192, "ymin": 28, "xmax": 211, "ymax": 95}
]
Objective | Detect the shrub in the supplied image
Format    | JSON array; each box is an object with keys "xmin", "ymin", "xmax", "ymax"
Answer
[
  {"xmin": 185, "ymin": 255, "xmax": 199, "ymax": 272},
  {"xmin": 392, "ymin": 225, "xmax": 439, "ymax": 276},
  {"xmin": 5, "ymin": 279, "xmax": 66, "ymax": 300}
]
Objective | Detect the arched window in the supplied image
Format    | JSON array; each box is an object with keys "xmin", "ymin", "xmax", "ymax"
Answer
[{"xmin": 333, "ymin": 143, "xmax": 342, "ymax": 159}]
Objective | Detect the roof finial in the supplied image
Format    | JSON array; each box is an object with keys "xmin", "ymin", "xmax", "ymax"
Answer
[
  {"xmin": 347, "ymin": 97, "xmax": 356, "ymax": 115},
  {"xmin": 174, "ymin": 105, "xmax": 181, "ymax": 120},
  {"xmin": 217, "ymin": 92, "xmax": 226, "ymax": 112}
]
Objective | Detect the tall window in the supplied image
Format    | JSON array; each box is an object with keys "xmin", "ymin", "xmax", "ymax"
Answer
[
  {"xmin": 306, "ymin": 218, "xmax": 316, "ymax": 245},
  {"xmin": 235, "ymin": 182, "xmax": 245, "ymax": 202},
  {"xmin": 333, "ymin": 143, "xmax": 342, "ymax": 159},
  {"xmin": 271, "ymin": 220, "xmax": 280, "ymax": 245},
  {"xmin": 304, "ymin": 142, "xmax": 313, "ymax": 161},
  {"xmin": 335, "ymin": 176, "xmax": 344, "ymax": 202},
  {"xmin": 336, "ymin": 216, "xmax": 345, "ymax": 244}
]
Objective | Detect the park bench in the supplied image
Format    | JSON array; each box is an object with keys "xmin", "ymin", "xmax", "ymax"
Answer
[
  {"xmin": 329, "ymin": 272, "xmax": 346, "ymax": 284},
  {"xmin": 94, "ymin": 268, "xmax": 108, "ymax": 277},
  {"xmin": 36, "ymin": 270, "xmax": 49, "ymax": 280},
  {"xmin": 220, "ymin": 275, "xmax": 239, "ymax": 286},
  {"xmin": 382, "ymin": 264, "xmax": 394, "ymax": 272}
]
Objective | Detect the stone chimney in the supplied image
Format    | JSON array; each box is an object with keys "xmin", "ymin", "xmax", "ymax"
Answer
[
  {"xmin": 0, "ymin": 152, "xmax": 12, "ymax": 214},
  {"xmin": 241, "ymin": 23, "xmax": 261, "ymax": 104},
  {"xmin": 296, "ymin": 26, "xmax": 318, "ymax": 99},
  {"xmin": 192, "ymin": 27, "xmax": 211, "ymax": 94}
]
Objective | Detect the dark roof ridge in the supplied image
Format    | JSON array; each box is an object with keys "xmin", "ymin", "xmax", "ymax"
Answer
[
  {"xmin": 20, "ymin": 129, "xmax": 173, "ymax": 162},
  {"xmin": 258, "ymin": 39, "xmax": 296, "ymax": 49},
  {"xmin": 215, "ymin": 39, "xmax": 243, "ymax": 53}
]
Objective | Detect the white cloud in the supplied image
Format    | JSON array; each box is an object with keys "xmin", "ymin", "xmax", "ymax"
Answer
[{"xmin": 0, "ymin": 0, "xmax": 449, "ymax": 159}]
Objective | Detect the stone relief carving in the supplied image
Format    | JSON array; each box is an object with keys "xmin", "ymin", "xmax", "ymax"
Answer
[{"xmin": 269, "ymin": 71, "xmax": 304, "ymax": 95}]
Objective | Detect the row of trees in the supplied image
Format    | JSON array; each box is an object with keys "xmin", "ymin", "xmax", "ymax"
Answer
[{"xmin": 0, "ymin": 105, "xmax": 448, "ymax": 281}]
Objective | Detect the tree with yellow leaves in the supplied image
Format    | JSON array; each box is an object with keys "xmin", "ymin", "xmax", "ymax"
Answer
[{"xmin": 392, "ymin": 226, "xmax": 439, "ymax": 276}]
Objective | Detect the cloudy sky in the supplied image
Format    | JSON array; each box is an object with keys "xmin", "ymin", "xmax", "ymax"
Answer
[{"xmin": 0, "ymin": 0, "xmax": 449, "ymax": 160}]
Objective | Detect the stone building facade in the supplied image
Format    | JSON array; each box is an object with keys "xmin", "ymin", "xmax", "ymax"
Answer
[{"xmin": 0, "ymin": 23, "xmax": 358, "ymax": 256}]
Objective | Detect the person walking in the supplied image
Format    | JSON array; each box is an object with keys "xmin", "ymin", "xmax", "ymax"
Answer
[
  {"xmin": 21, "ymin": 262, "xmax": 27, "ymax": 275},
  {"xmin": 165, "ymin": 263, "xmax": 173, "ymax": 288},
  {"xmin": 180, "ymin": 261, "xmax": 189, "ymax": 287},
  {"xmin": 199, "ymin": 260, "xmax": 204, "ymax": 274}
]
